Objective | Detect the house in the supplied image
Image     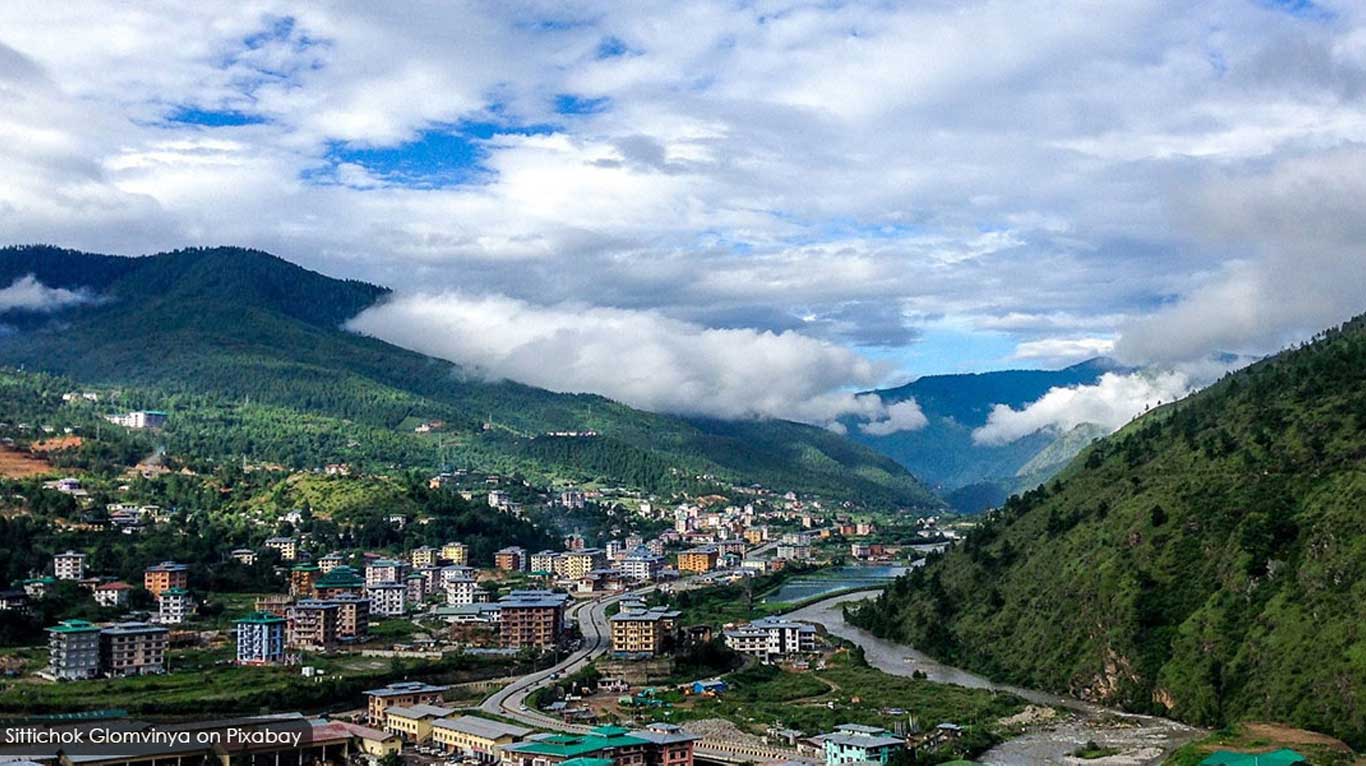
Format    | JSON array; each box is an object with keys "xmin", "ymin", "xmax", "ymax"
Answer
[
  {"xmin": 677, "ymin": 547, "xmax": 718, "ymax": 573},
  {"xmin": 264, "ymin": 536, "xmax": 298, "ymax": 561},
  {"xmin": 384, "ymin": 703, "xmax": 456, "ymax": 744},
  {"xmin": 143, "ymin": 561, "xmax": 188, "ymax": 598},
  {"xmin": 723, "ymin": 616, "xmax": 818, "ymax": 663},
  {"xmin": 441, "ymin": 542, "xmax": 469, "ymax": 565},
  {"xmin": 53, "ymin": 551, "xmax": 86, "ymax": 581},
  {"xmin": 156, "ymin": 586, "xmax": 193, "ymax": 625},
  {"xmin": 495, "ymin": 546, "xmax": 528, "ymax": 572},
  {"xmin": 609, "ymin": 606, "xmax": 680, "ymax": 656},
  {"xmin": 816, "ymin": 724, "xmax": 903, "ymax": 765},
  {"xmin": 235, "ymin": 611, "xmax": 286, "ymax": 665},
  {"xmin": 430, "ymin": 714, "xmax": 532, "ymax": 762},
  {"xmin": 94, "ymin": 581, "xmax": 132, "ymax": 608},
  {"xmin": 364, "ymin": 680, "xmax": 449, "ymax": 727},
  {"xmin": 688, "ymin": 679, "xmax": 727, "ymax": 695},
  {"xmin": 629, "ymin": 722, "xmax": 697, "ymax": 766},
  {"xmin": 24, "ymin": 576, "xmax": 56, "ymax": 599},
  {"xmin": 230, "ymin": 548, "xmax": 257, "ymax": 565},
  {"xmin": 334, "ymin": 722, "xmax": 402, "ymax": 759},
  {"xmin": 410, "ymin": 546, "xmax": 438, "ymax": 568}
]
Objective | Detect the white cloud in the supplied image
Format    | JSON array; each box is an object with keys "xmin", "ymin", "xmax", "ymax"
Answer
[
  {"xmin": 346, "ymin": 292, "xmax": 923, "ymax": 426},
  {"xmin": 859, "ymin": 399, "xmax": 928, "ymax": 436},
  {"xmin": 971, "ymin": 371, "xmax": 1194, "ymax": 446},
  {"xmin": 1011, "ymin": 337, "xmax": 1116, "ymax": 367},
  {"xmin": 0, "ymin": 274, "xmax": 94, "ymax": 313}
]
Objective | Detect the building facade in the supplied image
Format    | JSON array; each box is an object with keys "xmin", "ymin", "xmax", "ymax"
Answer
[{"xmin": 235, "ymin": 611, "xmax": 287, "ymax": 665}]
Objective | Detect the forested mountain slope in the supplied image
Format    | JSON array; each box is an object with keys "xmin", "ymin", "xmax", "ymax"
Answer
[
  {"xmin": 851, "ymin": 314, "xmax": 1366, "ymax": 746},
  {"xmin": 0, "ymin": 245, "xmax": 940, "ymax": 508}
]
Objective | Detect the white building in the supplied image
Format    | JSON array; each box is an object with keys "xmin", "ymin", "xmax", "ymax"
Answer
[
  {"xmin": 619, "ymin": 549, "xmax": 664, "ymax": 582},
  {"xmin": 366, "ymin": 559, "xmax": 406, "ymax": 586},
  {"xmin": 264, "ymin": 536, "xmax": 298, "ymax": 562},
  {"xmin": 368, "ymin": 581, "xmax": 407, "ymax": 617},
  {"xmin": 156, "ymin": 587, "xmax": 193, "ymax": 625},
  {"xmin": 53, "ymin": 551, "xmax": 86, "ymax": 581},
  {"xmin": 529, "ymin": 550, "xmax": 559, "ymax": 574},
  {"xmin": 723, "ymin": 616, "xmax": 818, "ymax": 663},
  {"xmin": 94, "ymin": 581, "xmax": 132, "ymax": 607},
  {"xmin": 445, "ymin": 577, "xmax": 479, "ymax": 606}
]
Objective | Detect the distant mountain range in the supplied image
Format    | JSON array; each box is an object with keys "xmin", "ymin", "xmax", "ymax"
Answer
[
  {"xmin": 851, "ymin": 311, "xmax": 1366, "ymax": 748},
  {"xmin": 0, "ymin": 245, "xmax": 942, "ymax": 509},
  {"xmin": 845, "ymin": 359, "xmax": 1121, "ymax": 512}
]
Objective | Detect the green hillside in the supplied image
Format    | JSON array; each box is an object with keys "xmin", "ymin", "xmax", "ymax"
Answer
[
  {"xmin": 0, "ymin": 245, "xmax": 940, "ymax": 508},
  {"xmin": 850, "ymin": 314, "xmax": 1366, "ymax": 746}
]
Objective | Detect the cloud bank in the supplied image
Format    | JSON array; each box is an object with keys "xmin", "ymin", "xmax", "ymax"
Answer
[
  {"xmin": 971, "ymin": 371, "xmax": 1195, "ymax": 446},
  {"xmin": 347, "ymin": 292, "xmax": 924, "ymax": 430},
  {"xmin": 0, "ymin": 275, "xmax": 94, "ymax": 313}
]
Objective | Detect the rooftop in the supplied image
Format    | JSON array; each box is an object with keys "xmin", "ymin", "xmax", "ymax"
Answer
[
  {"xmin": 364, "ymin": 681, "xmax": 450, "ymax": 698},
  {"xmin": 431, "ymin": 715, "xmax": 532, "ymax": 741}
]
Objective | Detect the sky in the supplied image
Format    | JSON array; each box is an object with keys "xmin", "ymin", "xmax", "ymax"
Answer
[{"xmin": 2, "ymin": 0, "xmax": 1365, "ymax": 432}]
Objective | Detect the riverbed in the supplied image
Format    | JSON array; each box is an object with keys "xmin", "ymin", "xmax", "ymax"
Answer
[{"xmin": 785, "ymin": 590, "xmax": 1203, "ymax": 765}]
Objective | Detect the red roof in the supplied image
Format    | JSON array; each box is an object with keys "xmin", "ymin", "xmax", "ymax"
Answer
[{"xmin": 97, "ymin": 581, "xmax": 133, "ymax": 590}]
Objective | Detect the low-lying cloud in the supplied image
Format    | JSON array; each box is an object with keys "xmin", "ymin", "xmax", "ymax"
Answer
[
  {"xmin": 347, "ymin": 292, "xmax": 924, "ymax": 430},
  {"xmin": 0, "ymin": 275, "xmax": 94, "ymax": 313},
  {"xmin": 971, "ymin": 370, "xmax": 1194, "ymax": 446}
]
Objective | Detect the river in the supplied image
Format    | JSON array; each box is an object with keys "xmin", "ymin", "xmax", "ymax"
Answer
[
  {"xmin": 762, "ymin": 565, "xmax": 908, "ymax": 604},
  {"xmin": 785, "ymin": 590, "xmax": 1203, "ymax": 765}
]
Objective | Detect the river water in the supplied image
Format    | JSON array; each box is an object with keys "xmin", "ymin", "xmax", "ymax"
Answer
[
  {"xmin": 762, "ymin": 565, "xmax": 907, "ymax": 604},
  {"xmin": 785, "ymin": 590, "xmax": 1203, "ymax": 765}
]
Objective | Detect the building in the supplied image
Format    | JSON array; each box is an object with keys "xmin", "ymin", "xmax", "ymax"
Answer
[
  {"xmin": 315, "ymin": 565, "xmax": 366, "ymax": 599},
  {"xmin": 488, "ymin": 489, "xmax": 511, "ymax": 510},
  {"xmin": 104, "ymin": 410, "xmax": 167, "ymax": 429},
  {"xmin": 554, "ymin": 549, "xmax": 604, "ymax": 580},
  {"xmin": 529, "ymin": 550, "xmax": 559, "ymax": 574},
  {"xmin": 410, "ymin": 546, "xmax": 438, "ymax": 568},
  {"xmin": 677, "ymin": 547, "xmax": 718, "ymax": 574},
  {"xmin": 432, "ymin": 715, "xmax": 532, "ymax": 763},
  {"xmin": 364, "ymin": 680, "xmax": 449, "ymax": 727},
  {"xmin": 336, "ymin": 722, "xmax": 402, "ymax": 760},
  {"xmin": 619, "ymin": 549, "xmax": 664, "ymax": 582},
  {"xmin": 817, "ymin": 724, "xmax": 903, "ymax": 765},
  {"xmin": 45, "ymin": 619, "xmax": 102, "ymax": 680},
  {"xmin": 630, "ymin": 722, "xmax": 698, "ymax": 766},
  {"xmin": 290, "ymin": 563, "xmax": 320, "ymax": 598},
  {"xmin": 363, "ymin": 581, "xmax": 403, "ymax": 616},
  {"xmin": 235, "ymin": 611, "xmax": 286, "ymax": 665},
  {"xmin": 723, "ymin": 616, "xmax": 818, "ymax": 663},
  {"xmin": 384, "ymin": 703, "xmax": 456, "ymax": 744},
  {"xmin": 330, "ymin": 593, "xmax": 372, "ymax": 642},
  {"xmin": 144, "ymin": 561, "xmax": 188, "ymax": 598},
  {"xmin": 156, "ymin": 587, "xmax": 193, "ymax": 625},
  {"xmin": 441, "ymin": 542, "xmax": 468, "ymax": 565},
  {"xmin": 230, "ymin": 548, "xmax": 257, "ymax": 565},
  {"xmin": 445, "ymin": 576, "xmax": 479, "ymax": 606},
  {"xmin": 609, "ymin": 606, "xmax": 680, "ymax": 656},
  {"xmin": 1198, "ymin": 749, "xmax": 1309, "ymax": 766},
  {"xmin": 366, "ymin": 558, "xmax": 406, "ymax": 586},
  {"xmin": 101, "ymin": 622, "xmax": 169, "ymax": 677},
  {"xmin": 53, "ymin": 551, "xmax": 86, "ymax": 581},
  {"xmin": 318, "ymin": 551, "xmax": 345, "ymax": 572},
  {"xmin": 498, "ymin": 590, "xmax": 568, "ymax": 648},
  {"xmin": 494, "ymin": 546, "xmax": 527, "ymax": 572},
  {"xmin": 93, "ymin": 581, "xmax": 132, "ymax": 608},
  {"xmin": 23, "ymin": 576, "xmax": 55, "ymax": 599},
  {"xmin": 501, "ymin": 724, "xmax": 697, "ymax": 766},
  {"xmin": 406, "ymin": 572, "xmax": 429, "ymax": 605},
  {"xmin": 288, "ymin": 599, "xmax": 340, "ymax": 651},
  {"xmin": 264, "ymin": 536, "xmax": 298, "ymax": 561}
]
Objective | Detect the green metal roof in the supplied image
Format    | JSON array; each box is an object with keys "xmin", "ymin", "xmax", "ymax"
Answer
[
  {"xmin": 1199, "ymin": 748, "xmax": 1309, "ymax": 766},
  {"xmin": 315, "ymin": 565, "xmax": 365, "ymax": 587},
  {"xmin": 236, "ymin": 611, "xmax": 286, "ymax": 625},
  {"xmin": 47, "ymin": 619, "xmax": 100, "ymax": 634},
  {"xmin": 505, "ymin": 730, "xmax": 648, "ymax": 758},
  {"xmin": 292, "ymin": 563, "xmax": 320, "ymax": 572},
  {"xmin": 561, "ymin": 760, "xmax": 613, "ymax": 766}
]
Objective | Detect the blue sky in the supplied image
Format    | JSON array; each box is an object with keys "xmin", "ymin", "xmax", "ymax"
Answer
[{"xmin": 0, "ymin": 0, "xmax": 1363, "ymax": 425}]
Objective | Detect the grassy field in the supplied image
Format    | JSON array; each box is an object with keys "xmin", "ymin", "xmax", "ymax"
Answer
[
  {"xmin": 655, "ymin": 647, "xmax": 1024, "ymax": 761},
  {"xmin": 1164, "ymin": 722, "xmax": 1357, "ymax": 766}
]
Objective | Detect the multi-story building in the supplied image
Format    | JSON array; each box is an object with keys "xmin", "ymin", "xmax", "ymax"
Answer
[
  {"xmin": 384, "ymin": 703, "xmax": 455, "ymax": 744},
  {"xmin": 554, "ymin": 549, "xmax": 604, "ymax": 580},
  {"xmin": 717, "ymin": 539, "xmax": 748, "ymax": 557},
  {"xmin": 405, "ymin": 572, "xmax": 428, "ymax": 606},
  {"xmin": 494, "ymin": 546, "xmax": 527, "ymax": 572},
  {"xmin": 619, "ymin": 549, "xmax": 664, "ymax": 582},
  {"xmin": 330, "ymin": 593, "xmax": 372, "ymax": 642},
  {"xmin": 677, "ymin": 547, "xmax": 718, "ymax": 574},
  {"xmin": 604, "ymin": 540, "xmax": 624, "ymax": 561},
  {"xmin": 44, "ymin": 619, "xmax": 102, "ymax": 680},
  {"xmin": 53, "ymin": 551, "xmax": 86, "ymax": 581},
  {"xmin": 630, "ymin": 722, "xmax": 698, "ymax": 766},
  {"xmin": 723, "ymin": 616, "xmax": 818, "ymax": 663},
  {"xmin": 497, "ymin": 591, "xmax": 568, "ymax": 649},
  {"xmin": 230, "ymin": 548, "xmax": 257, "ymax": 565},
  {"xmin": 156, "ymin": 587, "xmax": 192, "ymax": 625},
  {"xmin": 104, "ymin": 410, "xmax": 167, "ymax": 429},
  {"xmin": 290, "ymin": 563, "xmax": 320, "ymax": 598},
  {"xmin": 143, "ymin": 561, "xmax": 188, "ymax": 598},
  {"xmin": 487, "ymin": 489, "xmax": 511, "ymax": 510},
  {"xmin": 529, "ymin": 550, "xmax": 559, "ymax": 574},
  {"xmin": 366, "ymin": 559, "xmax": 406, "ymax": 586},
  {"xmin": 817, "ymin": 724, "xmax": 904, "ymax": 765},
  {"xmin": 431, "ymin": 715, "xmax": 531, "ymax": 762},
  {"xmin": 93, "ymin": 581, "xmax": 132, "ymax": 607},
  {"xmin": 314, "ymin": 565, "xmax": 366, "ymax": 599},
  {"xmin": 368, "ymin": 581, "xmax": 406, "ymax": 617},
  {"xmin": 563, "ymin": 532, "xmax": 586, "ymax": 551},
  {"xmin": 235, "ymin": 611, "xmax": 286, "ymax": 665},
  {"xmin": 410, "ymin": 546, "xmax": 438, "ymax": 568},
  {"xmin": 100, "ymin": 622, "xmax": 168, "ymax": 677},
  {"xmin": 264, "ymin": 536, "xmax": 298, "ymax": 561},
  {"xmin": 445, "ymin": 576, "xmax": 478, "ymax": 606},
  {"xmin": 502, "ymin": 724, "xmax": 697, "ymax": 766},
  {"xmin": 440, "ymin": 542, "xmax": 468, "ymax": 566},
  {"xmin": 317, "ymin": 551, "xmax": 345, "ymax": 572},
  {"xmin": 609, "ymin": 606, "xmax": 680, "ymax": 656},
  {"xmin": 288, "ymin": 599, "xmax": 340, "ymax": 651},
  {"xmin": 364, "ymin": 680, "xmax": 449, "ymax": 727}
]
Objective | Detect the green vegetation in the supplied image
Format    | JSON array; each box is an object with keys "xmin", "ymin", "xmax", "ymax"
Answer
[
  {"xmin": 660, "ymin": 647, "xmax": 1023, "ymax": 763},
  {"xmin": 852, "ymin": 313, "xmax": 1366, "ymax": 748},
  {"xmin": 1070, "ymin": 740, "xmax": 1121, "ymax": 760},
  {"xmin": 0, "ymin": 245, "xmax": 942, "ymax": 509}
]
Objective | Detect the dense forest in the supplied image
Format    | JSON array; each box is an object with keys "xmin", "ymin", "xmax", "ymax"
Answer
[
  {"xmin": 0, "ymin": 245, "xmax": 943, "ymax": 509},
  {"xmin": 851, "ymin": 313, "xmax": 1366, "ymax": 747}
]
